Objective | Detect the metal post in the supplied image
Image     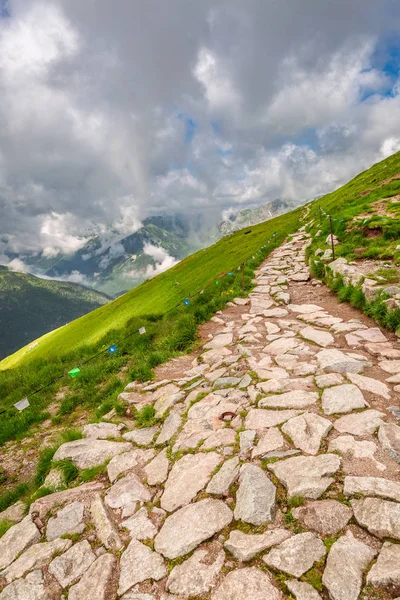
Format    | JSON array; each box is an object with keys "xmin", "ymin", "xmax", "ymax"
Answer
[
  {"xmin": 329, "ymin": 215, "xmax": 335, "ymax": 260},
  {"xmin": 241, "ymin": 262, "xmax": 245, "ymax": 296},
  {"xmin": 319, "ymin": 206, "xmax": 322, "ymax": 226}
]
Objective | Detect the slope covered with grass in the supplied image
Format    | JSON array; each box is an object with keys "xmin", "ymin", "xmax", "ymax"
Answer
[{"xmin": 0, "ymin": 267, "xmax": 111, "ymax": 360}]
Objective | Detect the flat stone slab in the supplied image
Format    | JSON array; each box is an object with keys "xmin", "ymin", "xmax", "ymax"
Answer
[
  {"xmin": 263, "ymin": 532, "xmax": 326, "ymax": 577},
  {"xmin": 378, "ymin": 423, "xmax": 400, "ymax": 463},
  {"xmin": 0, "ymin": 570, "xmax": 49, "ymax": 600},
  {"xmin": 351, "ymin": 497, "xmax": 400, "ymax": 539},
  {"xmin": 317, "ymin": 349, "xmax": 367, "ymax": 373},
  {"xmin": 49, "ymin": 540, "xmax": 96, "ymax": 588},
  {"xmin": 286, "ymin": 580, "xmax": 322, "ymax": 600},
  {"xmin": 252, "ymin": 428, "xmax": 284, "ymax": 458},
  {"xmin": 245, "ymin": 409, "xmax": 303, "ymax": 429},
  {"xmin": 344, "ymin": 476, "xmax": 400, "ymax": 502},
  {"xmin": 123, "ymin": 427, "xmax": 159, "ymax": 446},
  {"xmin": 166, "ymin": 545, "xmax": 225, "ymax": 597},
  {"xmin": 289, "ymin": 304, "xmax": 324, "ymax": 314},
  {"xmin": 83, "ymin": 422, "xmax": 122, "ymax": 439},
  {"xmin": 121, "ymin": 507, "xmax": 158, "ymax": 540},
  {"xmin": 0, "ymin": 501, "xmax": 26, "ymax": 524},
  {"xmin": 224, "ymin": 529, "xmax": 291, "ymax": 561},
  {"xmin": 204, "ymin": 333, "xmax": 233, "ymax": 349},
  {"xmin": 263, "ymin": 338, "xmax": 302, "ymax": 355},
  {"xmin": 46, "ymin": 501, "xmax": 84, "ymax": 541},
  {"xmin": 322, "ymin": 532, "xmax": 376, "ymax": 600},
  {"xmin": 366, "ymin": 541, "xmax": 400, "ymax": 588},
  {"xmin": 234, "ymin": 464, "xmax": 276, "ymax": 525},
  {"xmin": 378, "ymin": 359, "xmax": 400, "ymax": 374},
  {"xmin": 282, "ymin": 412, "xmax": 332, "ymax": 455},
  {"xmin": 1, "ymin": 538, "xmax": 72, "ymax": 584},
  {"xmin": 53, "ymin": 439, "xmax": 132, "ymax": 469},
  {"xmin": 105, "ymin": 474, "xmax": 153, "ymax": 515},
  {"xmin": 322, "ymin": 384, "xmax": 367, "ymax": 415},
  {"xmin": 155, "ymin": 499, "xmax": 233, "ymax": 559},
  {"xmin": 315, "ymin": 373, "xmax": 344, "ymax": 388},
  {"xmin": 292, "ymin": 500, "xmax": 352, "ymax": 535},
  {"xmin": 259, "ymin": 390, "xmax": 318, "ymax": 409},
  {"xmin": 300, "ymin": 326, "xmax": 334, "ymax": 347},
  {"xmin": 69, "ymin": 553, "xmax": 117, "ymax": 600},
  {"xmin": 156, "ymin": 411, "xmax": 182, "ymax": 445},
  {"xmin": 107, "ymin": 449, "xmax": 155, "ymax": 483},
  {"xmin": 29, "ymin": 481, "xmax": 105, "ymax": 520},
  {"xmin": 328, "ymin": 436, "xmax": 383, "ymax": 470},
  {"xmin": 346, "ymin": 372, "xmax": 390, "ymax": 399},
  {"xmin": 210, "ymin": 567, "xmax": 282, "ymax": 600},
  {"xmin": 206, "ymin": 457, "xmax": 240, "ymax": 496},
  {"xmin": 118, "ymin": 539, "xmax": 166, "ymax": 596},
  {"xmin": 333, "ymin": 410, "xmax": 385, "ymax": 436},
  {"xmin": 144, "ymin": 449, "xmax": 169, "ymax": 486},
  {"xmin": 161, "ymin": 452, "xmax": 222, "ymax": 512},
  {"xmin": 268, "ymin": 454, "xmax": 341, "ymax": 499},
  {"xmin": 0, "ymin": 515, "xmax": 40, "ymax": 570},
  {"xmin": 202, "ymin": 429, "xmax": 236, "ymax": 449},
  {"xmin": 90, "ymin": 493, "xmax": 123, "ymax": 550}
]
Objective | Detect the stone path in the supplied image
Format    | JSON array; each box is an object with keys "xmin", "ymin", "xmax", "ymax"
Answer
[{"xmin": 1, "ymin": 229, "xmax": 400, "ymax": 599}]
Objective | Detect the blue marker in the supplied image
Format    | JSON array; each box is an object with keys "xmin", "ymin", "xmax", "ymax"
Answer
[
  {"xmin": 108, "ymin": 344, "xmax": 117, "ymax": 354},
  {"xmin": 184, "ymin": 299, "xmax": 190, "ymax": 306}
]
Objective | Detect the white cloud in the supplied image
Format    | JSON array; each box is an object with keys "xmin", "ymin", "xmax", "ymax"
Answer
[{"xmin": 142, "ymin": 243, "xmax": 180, "ymax": 278}]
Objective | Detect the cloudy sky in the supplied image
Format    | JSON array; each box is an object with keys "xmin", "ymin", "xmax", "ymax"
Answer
[{"xmin": 1, "ymin": 0, "xmax": 400, "ymax": 259}]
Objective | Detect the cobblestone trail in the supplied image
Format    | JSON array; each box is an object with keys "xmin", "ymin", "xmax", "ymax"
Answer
[{"xmin": 1, "ymin": 229, "xmax": 400, "ymax": 599}]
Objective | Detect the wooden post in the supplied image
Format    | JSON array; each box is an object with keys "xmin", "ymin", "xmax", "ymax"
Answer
[
  {"xmin": 329, "ymin": 215, "xmax": 335, "ymax": 260},
  {"xmin": 319, "ymin": 205, "xmax": 322, "ymax": 226},
  {"xmin": 241, "ymin": 262, "xmax": 245, "ymax": 296}
]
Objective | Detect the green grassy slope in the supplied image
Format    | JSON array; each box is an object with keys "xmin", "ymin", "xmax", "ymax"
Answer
[
  {"xmin": 0, "ymin": 267, "xmax": 110, "ymax": 360},
  {"xmin": 0, "ymin": 207, "xmax": 304, "ymax": 370}
]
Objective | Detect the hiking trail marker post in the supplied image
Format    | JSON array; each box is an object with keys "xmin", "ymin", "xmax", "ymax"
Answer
[
  {"xmin": 329, "ymin": 215, "xmax": 335, "ymax": 260},
  {"xmin": 241, "ymin": 263, "xmax": 245, "ymax": 296}
]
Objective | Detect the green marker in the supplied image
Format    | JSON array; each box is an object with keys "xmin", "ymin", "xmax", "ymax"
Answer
[{"xmin": 68, "ymin": 367, "xmax": 81, "ymax": 378}]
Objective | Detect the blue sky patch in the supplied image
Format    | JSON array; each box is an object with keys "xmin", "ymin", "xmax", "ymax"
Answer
[
  {"xmin": 0, "ymin": 0, "xmax": 10, "ymax": 19},
  {"xmin": 177, "ymin": 112, "xmax": 197, "ymax": 144}
]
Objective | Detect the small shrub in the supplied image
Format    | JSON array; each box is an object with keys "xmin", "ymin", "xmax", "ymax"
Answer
[
  {"xmin": 52, "ymin": 459, "xmax": 79, "ymax": 485},
  {"xmin": 0, "ymin": 519, "xmax": 13, "ymax": 538},
  {"xmin": 61, "ymin": 428, "xmax": 83, "ymax": 443},
  {"xmin": 35, "ymin": 446, "xmax": 58, "ymax": 486},
  {"xmin": 134, "ymin": 405, "xmax": 157, "ymax": 428}
]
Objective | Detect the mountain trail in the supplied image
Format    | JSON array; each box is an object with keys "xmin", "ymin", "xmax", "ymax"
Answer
[{"xmin": 1, "ymin": 228, "xmax": 400, "ymax": 599}]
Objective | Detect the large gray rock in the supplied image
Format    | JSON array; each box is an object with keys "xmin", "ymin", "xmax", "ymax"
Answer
[
  {"xmin": 224, "ymin": 529, "xmax": 291, "ymax": 561},
  {"xmin": 328, "ymin": 436, "xmax": 383, "ymax": 469},
  {"xmin": 378, "ymin": 423, "xmax": 400, "ymax": 463},
  {"xmin": 316, "ymin": 349, "xmax": 367, "ymax": 373},
  {"xmin": 118, "ymin": 539, "xmax": 167, "ymax": 596},
  {"xmin": 259, "ymin": 390, "xmax": 318, "ymax": 409},
  {"xmin": 268, "ymin": 454, "xmax": 341, "ymax": 498},
  {"xmin": 53, "ymin": 439, "xmax": 131, "ymax": 469},
  {"xmin": 161, "ymin": 452, "xmax": 222, "ymax": 512},
  {"xmin": 239, "ymin": 430, "xmax": 256, "ymax": 456},
  {"xmin": 69, "ymin": 553, "xmax": 117, "ymax": 600},
  {"xmin": 245, "ymin": 409, "xmax": 303, "ymax": 429},
  {"xmin": 144, "ymin": 449, "xmax": 169, "ymax": 486},
  {"xmin": 0, "ymin": 501, "xmax": 25, "ymax": 524},
  {"xmin": 105, "ymin": 474, "xmax": 152, "ymax": 515},
  {"xmin": 286, "ymin": 580, "xmax": 322, "ymax": 600},
  {"xmin": 282, "ymin": 412, "xmax": 332, "ymax": 455},
  {"xmin": 90, "ymin": 493, "xmax": 123, "ymax": 550},
  {"xmin": 367, "ymin": 542, "xmax": 400, "ymax": 588},
  {"xmin": 204, "ymin": 333, "xmax": 233, "ymax": 349},
  {"xmin": 322, "ymin": 532, "xmax": 376, "ymax": 600},
  {"xmin": 351, "ymin": 497, "xmax": 400, "ymax": 539},
  {"xmin": 322, "ymin": 384, "xmax": 367, "ymax": 415},
  {"xmin": 234, "ymin": 464, "xmax": 276, "ymax": 525},
  {"xmin": 121, "ymin": 507, "xmax": 158, "ymax": 540},
  {"xmin": 1, "ymin": 538, "xmax": 72, "ymax": 583},
  {"xmin": 344, "ymin": 476, "xmax": 400, "ymax": 502},
  {"xmin": 263, "ymin": 532, "xmax": 326, "ymax": 577},
  {"xmin": 166, "ymin": 545, "xmax": 225, "ymax": 597},
  {"xmin": 107, "ymin": 449, "xmax": 155, "ymax": 483},
  {"xmin": 206, "ymin": 457, "xmax": 240, "ymax": 496},
  {"xmin": 29, "ymin": 481, "xmax": 104, "ymax": 520},
  {"xmin": 0, "ymin": 516, "xmax": 40, "ymax": 570},
  {"xmin": 0, "ymin": 570, "xmax": 49, "ymax": 600},
  {"xmin": 48, "ymin": 540, "xmax": 96, "ymax": 588},
  {"xmin": 333, "ymin": 410, "xmax": 385, "ymax": 436},
  {"xmin": 292, "ymin": 500, "xmax": 352, "ymax": 535},
  {"xmin": 46, "ymin": 501, "xmax": 84, "ymax": 541},
  {"xmin": 379, "ymin": 359, "xmax": 400, "ymax": 374},
  {"xmin": 154, "ymin": 499, "xmax": 233, "ymax": 559},
  {"xmin": 211, "ymin": 567, "xmax": 282, "ymax": 600}
]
